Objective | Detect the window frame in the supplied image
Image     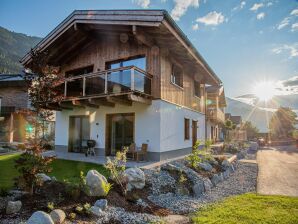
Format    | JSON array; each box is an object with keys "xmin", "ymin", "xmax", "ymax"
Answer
[
  {"xmin": 194, "ymin": 80, "xmax": 201, "ymax": 98},
  {"xmin": 170, "ymin": 64, "xmax": 183, "ymax": 88},
  {"xmin": 184, "ymin": 118, "xmax": 190, "ymax": 140},
  {"xmin": 105, "ymin": 55, "xmax": 146, "ymax": 71}
]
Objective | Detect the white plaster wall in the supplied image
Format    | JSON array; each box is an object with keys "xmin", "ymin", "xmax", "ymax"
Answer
[
  {"xmin": 55, "ymin": 99, "xmax": 206, "ymax": 153},
  {"xmin": 159, "ymin": 100, "xmax": 205, "ymax": 152},
  {"xmin": 55, "ymin": 101, "xmax": 161, "ymax": 153}
]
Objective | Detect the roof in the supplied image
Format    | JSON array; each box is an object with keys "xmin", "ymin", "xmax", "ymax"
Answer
[
  {"xmin": 225, "ymin": 113, "xmax": 242, "ymax": 125},
  {"xmin": 20, "ymin": 10, "xmax": 222, "ymax": 85},
  {"xmin": 0, "ymin": 74, "xmax": 26, "ymax": 87}
]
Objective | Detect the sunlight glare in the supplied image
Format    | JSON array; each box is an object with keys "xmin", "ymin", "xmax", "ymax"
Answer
[{"xmin": 253, "ymin": 81, "xmax": 276, "ymax": 101}]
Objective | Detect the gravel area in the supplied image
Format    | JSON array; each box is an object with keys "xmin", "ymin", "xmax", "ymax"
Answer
[{"xmin": 96, "ymin": 206, "xmax": 161, "ymax": 224}]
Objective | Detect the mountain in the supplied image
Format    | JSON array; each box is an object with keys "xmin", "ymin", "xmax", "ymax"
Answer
[
  {"xmin": 226, "ymin": 95, "xmax": 298, "ymax": 132},
  {"xmin": 0, "ymin": 26, "xmax": 41, "ymax": 74}
]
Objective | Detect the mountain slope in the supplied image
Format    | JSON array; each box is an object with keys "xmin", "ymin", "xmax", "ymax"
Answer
[{"xmin": 0, "ymin": 26, "xmax": 41, "ymax": 74}]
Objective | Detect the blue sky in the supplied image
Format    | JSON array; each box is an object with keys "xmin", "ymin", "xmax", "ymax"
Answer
[{"xmin": 0, "ymin": 0, "xmax": 297, "ymax": 97}]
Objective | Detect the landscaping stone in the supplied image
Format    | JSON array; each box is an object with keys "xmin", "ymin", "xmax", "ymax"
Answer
[
  {"xmin": 144, "ymin": 170, "xmax": 176, "ymax": 195},
  {"xmin": 211, "ymin": 174, "xmax": 221, "ymax": 186},
  {"xmin": 124, "ymin": 167, "xmax": 145, "ymax": 191},
  {"xmin": 136, "ymin": 199, "xmax": 149, "ymax": 208},
  {"xmin": 209, "ymin": 159, "xmax": 219, "ymax": 166},
  {"xmin": 223, "ymin": 169, "xmax": 230, "ymax": 179},
  {"xmin": 249, "ymin": 142, "xmax": 259, "ymax": 151},
  {"xmin": 50, "ymin": 209, "xmax": 65, "ymax": 224},
  {"xmin": 203, "ymin": 179, "xmax": 213, "ymax": 193},
  {"xmin": 163, "ymin": 215, "xmax": 190, "ymax": 224},
  {"xmin": 51, "ymin": 176, "xmax": 57, "ymax": 182},
  {"xmin": 219, "ymin": 173, "xmax": 224, "ymax": 182},
  {"xmin": 237, "ymin": 151, "xmax": 246, "ymax": 160},
  {"xmin": 198, "ymin": 162, "xmax": 213, "ymax": 172},
  {"xmin": 86, "ymin": 170, "xmax": 108, "ymax": 197},
  {"xmin": 176, "ymin": 186, "xmax": 190, "ymax": 196},
  {"xmin": 27, "ymin": 211, "xmax": 54, "ymax": 224},
  {"xmin": 192, "ymin": 182, "xmax": 205, "ymax": 197},
  {"xmin": 6, "ymin": 200, "xmax": 22, "ymax": 214},
  {"xmin": 90, "ymin": 206, "xmax": 103, "ymax": 217},
  {"xmin": 36, "ymin": 173, "xmax": 51, "ymax": 184},
  {"xmin": 94, "ymin": 199, "xmax": 108, "ymax": 211}
]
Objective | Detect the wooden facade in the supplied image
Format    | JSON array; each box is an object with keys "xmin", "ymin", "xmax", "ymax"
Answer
[{"xmin": 21, "ymin": 10, "xmax": 222, "ymax": 114}]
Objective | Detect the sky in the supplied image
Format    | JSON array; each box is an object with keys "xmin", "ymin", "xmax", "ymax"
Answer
[{"xmin": 0, "ymin": 0, "xmax": 297, "ymax": 97}]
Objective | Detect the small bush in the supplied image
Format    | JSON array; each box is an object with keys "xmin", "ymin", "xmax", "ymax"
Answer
[
  {"xmin": 69, "ymin": 212, "xmax": 76, "ymax": 221},
  {"xmin": 101, "ymin": 181, "xmax": 113, "ymax": 196},
  {"xmin": 47, "ymin": 202, "xmax": 55, "ymax": 211}
]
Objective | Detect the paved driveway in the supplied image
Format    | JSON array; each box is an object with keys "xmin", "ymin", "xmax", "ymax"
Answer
[{"xmin": 257, "ymin": 145, "xmax": 298, "ymax": 197}]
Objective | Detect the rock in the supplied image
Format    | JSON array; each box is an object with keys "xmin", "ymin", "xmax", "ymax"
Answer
[
  {"xmin": 203, "ymin": 179, "xmax": 213, "ymax": 192},
  {"xmin": 50, "ymin": 209, "xmax": 65, "ymax": 224},
  {"xmin": 192, "ymin": 182, "xmax": 205, "ymax": 197},
  {"xmin": 163, "ymin": 215, "xmax": 190, "ymax": 224},
  {"xmin": 198, "ymin": 162, "xmax": 213, "ymax": 172},
  {"xmin": 249, "ymin": 142, "xmax": 259, "ymax": 151},
  {"xmin": 124, "ymin": 168, "xmax": 145, "ymax": 191},
  {"xmin": 90, "ymin": 206, "xmax": 103, "ymax": 217},
  {"xmin": 6, "ymin": 201, "xmax": 22, "ymax": 214},
  {"xmin": 27, "ymin": 211, "xmax": 54, "ymax": 224},
  {"xmin": 223, "ymin": 169, "xmax": 230, "ymax": 179},
  {"xmin": 136, "ymin": 198, "xmax": 149, "ymax": 208},
  {"xmin": 176, "ymin": 186, "xmax": 190, "ymax": 196},
  {"xmin": 94, "ymin": 199, "xmax": 108, "ymax": 211},
  {"xmin": 211, "ymin": 174, "xmax": 221, "ymax": 186},
  {"xmin": 237, "ymin": 151, "xmax": 246, "ymax": 160},
  {"xmin": 51, "ymin": 176, "xmax": 57, "ymax": 182},
  {"xmin": 36, "ymin": 173, "xmax": 51, "ymax": 184},
  {"xmin": 219, "ymin": 173, "xmax": 224, "ymax": 182},
  {"xmin": 86, "ymin": 170, "xmax": 108, "ymax": 197},
  {"xmin": 221, "ymin": 159, "xmax": 231, "ymax": 171},
  {"xmin": 230, "ymin": 164, "xmax": 236, "ymax": 172},
  {"xmin": 209, "ymin": 159, "xmax": 219, "ymax": 166}
]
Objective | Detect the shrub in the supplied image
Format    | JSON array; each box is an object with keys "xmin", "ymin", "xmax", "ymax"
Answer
[
  {"xmin": 47, "ymin": 202, "xmax": 55, "ymax": 211},
  {"xmin": 104, "ymin": 149, "xmax": 128, "ymax": 196},
  {"xmin": 101, "ymin": 181, "xmax": 113, "ymax": 196},
  {"xmin": 69, "ymin": 212, "xmax": 76, "ymax": 221},
  {"xmin": 186, "ymin": 140, "xmax": 213, "ymax": 169}
]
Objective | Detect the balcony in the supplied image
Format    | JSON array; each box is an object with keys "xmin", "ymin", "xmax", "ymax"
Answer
[
  {"xmin": 207, "ymin": 108, "xmax": 225, "ymax": 123},
  {"xmin": 47, "ymin": 66, "xmax": 152, "ymax": 110}
]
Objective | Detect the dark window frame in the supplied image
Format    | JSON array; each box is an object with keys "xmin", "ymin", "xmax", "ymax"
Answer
[
  {"xmin": 105, "ymin": 55, "xmax": 146, "ymax": 70},
  {"xmin": 194, "ymin": 81, "xmax": 201, "ymax": 98},
  {"xmin": 184, "ymin": 118, "xmax": 190, "ymax": 140}
]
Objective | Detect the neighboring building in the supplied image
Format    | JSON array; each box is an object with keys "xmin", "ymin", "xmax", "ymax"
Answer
[
  {"xmin": 21, "ymin": 10, "xmax": 224, "ymax": 161},
  {"xmin": 225, "ymin": 113, "xmax": 242, "ymax": 127},
  {"xmin": 0, "ymin": 74, "xmax": 29, "ymax": 142},
  {"xmin": 206, "ymin": 85, "xmax": 226, "ymax": 142}
]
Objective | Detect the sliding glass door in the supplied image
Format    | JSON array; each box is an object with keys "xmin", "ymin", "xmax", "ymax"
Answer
[
  {"xmin": 106, "ymin": 113, "xmax": 134, "ymax": 156},
  {"xmin": 68, "ymin": 116, "xmax": 90, "ymax": 153}
]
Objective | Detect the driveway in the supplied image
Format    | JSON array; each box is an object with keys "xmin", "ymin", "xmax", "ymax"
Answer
[{"xmin": 257, "ymin": 145, "xmax": 298, "ymax": 197}]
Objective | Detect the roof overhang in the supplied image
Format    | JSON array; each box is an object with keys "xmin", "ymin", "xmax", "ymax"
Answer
[{"xmin": 20, "ymin": 10, "xmax": 222, "ymax": 85}]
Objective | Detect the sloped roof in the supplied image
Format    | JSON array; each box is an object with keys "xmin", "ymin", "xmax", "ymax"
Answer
[{"xmin": 20, "ymin": 10, "xmax": 222, "ymax": 85}]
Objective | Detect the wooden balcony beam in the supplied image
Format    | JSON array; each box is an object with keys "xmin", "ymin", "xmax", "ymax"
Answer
[
  {"xmin": 88, "ymin": 98, "xmax": 115, "ymax": 107},
  {"xmin": 106, "ymin": 96, "xmax": 132, "ymax": 106},
  {"xmin": 128, "ymin": 94, "xmax": 151, "ymax": 105}
]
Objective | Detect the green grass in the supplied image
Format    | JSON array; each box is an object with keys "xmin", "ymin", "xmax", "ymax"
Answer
[
  {"xmin": 192, "ymin": 193, "xmax": 298, "ymax": 224},
  {"xmin": 0, "ymin": 153, "xmax": 108, "ymax": 190}
]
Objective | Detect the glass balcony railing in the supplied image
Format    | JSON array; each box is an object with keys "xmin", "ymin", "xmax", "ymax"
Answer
[{"xmin": 63, "ymin": 66, "xmax": 152, "ymax": 98}]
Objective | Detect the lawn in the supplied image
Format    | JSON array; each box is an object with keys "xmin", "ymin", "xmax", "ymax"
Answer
[
  {"xmin": 192, "ymin": 193, "xmax": 298, "ymax": 224},
  {"xmin": 0, "ymin": 153, "xmax": 108, "ymax": 190}
]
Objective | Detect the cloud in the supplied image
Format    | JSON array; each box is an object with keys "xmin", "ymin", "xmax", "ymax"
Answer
[
  {"xmin": 277, "ymin": 17, "xmax": 290, "ymax": 30},
  {"xmin": 250, "ymin": 3, "xmax": 264, "ymax": 12},
  {"xmin": 292, "ymin": 23, "xmax": 298, "ymax": 32},
  {"xmin": 290, "ymin": 8, "xmax": 298, "ymax": 16},
  {"xmin": 196, "ymin": 11, "xmax": 225, "ymax": 26},
  {"xmin": 267, "ymin": 2, "xmax": 273, "ymax": 7},
  {"xmin": 277, "ymin": 76, "xmax": 298, "ymax": 95},
  {"xmin": 170, "ymin": 0, "xmax": 199, "ymax": 21},
  {"xmin": 257, "ymin": 12, "xmax": 265, "ymax": 20},
  {"xmin": 133, "ymin": 0, "xmax": 150, "ymax": 8},
  {"xmin": 232, "ymin": 1, "xmax": 246, "ymax": 11},
  {"xmin": 192, "ymin": 23, "xmax": 199, "ymax": 30},
  {"xmin": 272, "ymin": 43, "xmax": 298, "ymax": 59}
]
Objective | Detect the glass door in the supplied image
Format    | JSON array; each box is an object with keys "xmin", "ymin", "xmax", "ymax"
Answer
[
  {"xmin": 106, "ymin": 113, "xmax": 134, "ymax": 156},
  {"xmin": 68, "ymin": 116, "xmax": 90, "ymax": 153}
]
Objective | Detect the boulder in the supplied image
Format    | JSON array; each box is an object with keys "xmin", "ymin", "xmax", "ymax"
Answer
[
  {"xmin": 50, "ymin": 209, "xmax": 65, "ymax": 224},
  {"xmin": 249, "ymin": 142, "xmax": 259, "ymax": 151},
  {"xmin": 198, "ymin": 162, "xmax": 213, "ymax": 172},
  {"xmin": 192, "ymin": 182, "xmax": 205, "ymax": 197},
  {"xmin": 218, "ymin": 173, "xmax": 224, "ymax": 182},
  {"xmin": 209, "ymin": 159, "xmax": 219, "ymax": 166},
  {"xmin": 6, "ymin": 201, "xmax": 22, "ymax": 214},
  {"xmin": 223, "ymin": 169, "xmax": 230, "ymax": 179},
  {"xmin": 221, "ymin": 159, "xmax": 231, "ymax": 171},
  {"xmin": 27, "ymin": 211, "xmax": 54, "ymax": 224},
  {"xmin": 124, "ymin": 168, "xmax": 145, "ymax": 191},
  {"xmin": 237, "ymin": 151, "xmax": 246, "ymax": 160},
  {"xmin": 86, "ymin": 170, "xmax": 108, "ymax": 197},
  {"xmin": 36, "ymin": 173, "xmax": 51, "ymax": 184},
  {"xmin": 203, "ymin": 179, "xmax": 213, "ymax": 192},
  {"xmin": 51, "ymin": 176, "xmax": 57, "ymax": 182},
  {"xmin": 211, "ymin": 174, "xmax": 221, "ymax": 186},
  {"xmin": 94, "ymin": 199, "xmax": 108, "ymax": 211},
  {"xmin": 90, "ymin": 206, "xmax": 103, "ymax": 217}
]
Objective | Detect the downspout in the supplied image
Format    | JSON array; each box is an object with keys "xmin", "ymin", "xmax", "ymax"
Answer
[{"xmin": 204, "ymin": 87, "xmax": 207, "ymax": 142}]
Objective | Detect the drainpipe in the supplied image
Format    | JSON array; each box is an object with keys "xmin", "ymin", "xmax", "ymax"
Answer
[{"xmin": 204, "ymin": 87, "xmax": 207, "ymax": 142}]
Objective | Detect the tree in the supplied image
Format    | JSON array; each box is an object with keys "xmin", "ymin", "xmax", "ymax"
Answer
[
  {"xmin": 242, "ymin": 121, "xmax": 259, "ymax": 140},
  {"xmin": 269, "ymin": 107, "xmax": 297, "ymax": 139},
  {"xmin": 223, "ymin": 119, "xmax": 236, "ymax": 141},
  {"xmin": 14, "ymin": 49, "xmax": 63, "ymax": 194}
]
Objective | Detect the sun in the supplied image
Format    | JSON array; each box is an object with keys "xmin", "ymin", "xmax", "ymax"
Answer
[{"xmin": 253, "ymin": 81, "xmax": 276, "ymax": 101}]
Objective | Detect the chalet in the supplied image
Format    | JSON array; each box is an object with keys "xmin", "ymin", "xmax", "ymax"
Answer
[{"xmin": 21, "ymin": 10, "xmax": 225, "ymax": 161}]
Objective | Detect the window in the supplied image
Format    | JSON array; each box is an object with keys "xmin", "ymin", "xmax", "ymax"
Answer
[
  {"xmin": 171, "ymin": 64, "xmax": 183, "ymax": 87},
  {"xmin": 106, "ymin": 55, "xmax": 146, "ymax": 70},
  {"xmin": 65, "ymin": 65, "xmax": 93, "ymax": 77},
  {"xmin": 184, "ymin": 118, "xmax": 190, "ymax": 140},
  {"xmin": 194, "ymin": 81, "xmax": 201, "ymax": 97}
]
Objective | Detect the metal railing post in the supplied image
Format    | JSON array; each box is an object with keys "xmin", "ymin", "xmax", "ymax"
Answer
[
  {"xmin": 83, "ymin": 77, "xmax": 86, "ymax": 96},
  {"xmin": 131, "ymin": 67, "xmax": 135, "ymax": 91},
  {"xmin": 64, "ymin": 81, "xmax": 67, "ymax": 97},
  {"xmin": 104, "ymin": 72, "xmax": 108, "ymax": 94}
]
